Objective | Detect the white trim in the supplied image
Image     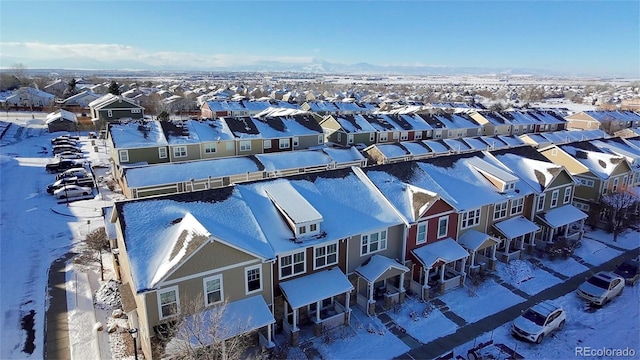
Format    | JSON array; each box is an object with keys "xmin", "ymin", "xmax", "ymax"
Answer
[
  {"xmin": 245, "ymin": 265, "xmax": 263, "ymax": 295},
  {"xmin": 279, "ymin": 138, "xmax": 290, "ymax": 149},
  {"xmin": 118, "ymin": 149, "xmax": 129, "ymax": 163},
  {"xmin": 461, "ymin": 208, "xmax": 480, "ymax": 229},
  {"xmin": 203, "ymin": 274, "xmax": 223, "ymax": 306},
  {"xmin": 158, "ymin": 147, "xmax": 167, "ymax": 159},
  {"xmin": 279, "ymin": 249, "xmax": 306, "ymax": 280},
  {"xmin": 416, "ymin": 221, "xmax": 428, "ymax": 245},
  {"xmin": 313, "ymin": 242, "xmax": 338, "ymax": 270},
  {"xmin": 550, "ymin": 189, "xmax": 559, "ymax": 208},
  {"xmin": 204, "ymin": 143, "xmax": 217, "ymax": 154},
  {"xmin": 160, "ymin": 259, "xmax": 260, "ymax": 287},
  {"xmin": 157, "ymin": 285, "xmax": 180, "ymax": 320},
  {"xmin": 239, "ymin": 140, "xmax": 251, "ymax": 152},
  {"xmin": 494, "ymin": 201, "xmax": 508, "ymax": 220},
  {"xmin": 173, "ymin": 145, "xmax": 188, "ymax": 158},
  {"xmin": 437, "ymin": 216, "xmax": 449, "ymax": 239},
  {"xmin": 563, "ymin": 186, "xmax": 572, "ymax": 204},
  {"xmin": 360, "ymin": 229, "xmax": 388, "ymax": 256}
]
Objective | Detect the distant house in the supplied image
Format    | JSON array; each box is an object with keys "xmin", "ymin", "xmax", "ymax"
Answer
[
  {"xmin": 565, "ymin": 110, "xmax": 640, "ymax": 135},
  {"xmin": 469, "ymin": 111, "xmax": 513, "ymax": 136},
  {"xmin": 417, "ymin": 113, "xmax": 483, "ymax": 139},
  {"xmin": 5, "ymin": 87, "xmax": 55, "ymax": 108},
  {"xmin": 46, "ymin": 109, "xmax": 77, "ymax": 133},
  {"xmin": 60, "ymin": 90, "xmax": 101, "ymax": 108},
  {"xmin": 89, "ymin": 94, "xmax": 145, "ymax": 128}
]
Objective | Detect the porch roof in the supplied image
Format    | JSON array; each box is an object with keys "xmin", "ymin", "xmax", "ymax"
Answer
[
  {"xmin": 177, "ymin": 295, "xmax": 274, "ymax": 344},
  {"xmin": 536, "ymin": 204, "xmax": 588, "ymax": 228},
  {"xmin": 458, "ymin": 230, "xmax": 501, "ymax": 252},
  {"xmin": 355, "ymin": 254, "xmax": 409, "ymax": 283},
  {"xmin": 280, "ymin": 268, "xmax": 353, "ymax": 309},
  {"xmin": 493, "ymin": 215, "xmax": 540, "ymax": 240},
  {"xmin": 412, "ymin": 238, "xmax": 469, "ymax": 269}
]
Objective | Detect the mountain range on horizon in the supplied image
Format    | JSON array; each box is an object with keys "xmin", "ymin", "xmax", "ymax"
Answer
[{"xmin": 0, "ymin": 55, "xmax": 633, "ymax": 79}]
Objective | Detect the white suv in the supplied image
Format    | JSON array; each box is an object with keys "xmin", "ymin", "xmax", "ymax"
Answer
[
  {"xmin": 576, "ymin": 271, "xmax": 625, "ymax": 306},
  {"xmin": 512, "ymin": 301, "xmax": 566, "ymax": 344}
]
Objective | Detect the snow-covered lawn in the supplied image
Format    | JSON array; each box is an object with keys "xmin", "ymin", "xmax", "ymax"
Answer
[
  {"xmin": 575, "ymin": 237, "xmax": 623, "ymax": 266},
  {"xmin": 386, "ymin": 296, "xmax": 458, "ymax": 344},
  {"xmin": 585, "ymin": 228, "xmax": 640, "ymax": 250},
  {"xmin": 537, "ymin": 256, "xmax": 589, "ymax": 277},
  {"xmin": 439, "ymin": 279, "xmax": 526, "ymax": 324},
  {"xmin": 494, "ymin": 259, "xmax": 563, "ymax": 295}
]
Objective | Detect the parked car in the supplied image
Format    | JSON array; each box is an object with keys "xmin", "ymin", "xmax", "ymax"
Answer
[
  {"xmin": 51, "ymin": 135, "xmax": 79, "ymax": 144},
  {"xmin": 576, "ymin": 271, "xmax": 625, "ymax": 306},
  {"xmin": 56, "ymin": 167, "xmax": 89, "ymax": 180},
  {"xmin": 46, "ymin": 159, "xmax": 83, "ymax": 173},
  {"xmin": 511, "ymin": 300, "xmax": 566, "ymax": 344},
  {"xmin": 55, "ymin": 151, "xmax": 84, "ymax": 160},
  {"xmin": 52, "ymin": 139, "xmax": 78, "ymax": 147},
  {"xmin": 52, "ymin": 146, "xmax": 82, "ymax": 155},
  {"xmin": 47, "ymin": 177, "xmax": 95, "ymax": 194},
  {"xmin": 53, "ymin": 185, "xmax": 92, "ymax": 199},
  {"xmin": 613, "ymin": 258, "xmax": 640, "ymax": 286}
]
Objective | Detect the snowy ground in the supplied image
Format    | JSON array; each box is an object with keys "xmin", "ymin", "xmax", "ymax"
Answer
[{"xmin": 1, "ymin": 112, "xmax": 638, "ymax": 360}]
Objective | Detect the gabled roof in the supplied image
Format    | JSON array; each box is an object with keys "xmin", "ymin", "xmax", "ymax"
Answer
[
  {"xmin": 355, "ymin": 254, "xmax": 409, "ymax": 283},
  {"xmin": 46, "ymin": 109, "xmax": 77, "ymax": 124},
  {"xmin": 109, "ymin": 120, "xmax": 168, "ymax": 148},
  {"xmin": 89, "ymin": 93, "xmax": 143, "ymax": 110},
  {"xmin": 491, "ymin": 146, "xmax": 568, "ymax": 193},
  {"xmin": 559, "ymin": 141, "xmax": 630, "ymax": 179},
  {"xmin": 333, "ymin": 114, "xmax": 377, "ymax": 133},
  {"xmin": 411, "ymin": 238, "xmax": 469, "ymax": 268},
  {"xmin": 264, "ymin": 181, "xmax": 322, "ymax": 225}
]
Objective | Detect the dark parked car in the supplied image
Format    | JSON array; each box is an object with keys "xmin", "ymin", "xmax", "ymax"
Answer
[
  {"xmin": 51, "ymin": 135, "xmax": 79, "ymax": 144},
  {"xmin": 613, "ymin": 258, "xmax": 640, "ymax": 286},
  {"xmin": 52, "ymin": 146, "xmax": 82, "ymax": 155},
  {"xmin": 47, "ymin": 176, "xmax": 95, "ymax": 194},
  {"xmin": 45, "ymin": 159, "xmax": 83, "ymax": 173},
  {"xmin": 52, "ymin": 139, "xmax": 78, "ymax": 147}
]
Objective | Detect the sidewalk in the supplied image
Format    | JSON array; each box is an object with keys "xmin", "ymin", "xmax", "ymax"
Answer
[
  {"xmin": 396, "ymin": 248, "xmax": 639, "ymax": 360},
  {"xmin": 45, "ymin": 253, "xmax": 74, "ymax": 360}
]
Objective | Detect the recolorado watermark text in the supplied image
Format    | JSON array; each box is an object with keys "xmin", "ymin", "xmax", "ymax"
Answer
[{"xmin": 575, "ymin": 346, "xmax": 636, "ymax": 357}]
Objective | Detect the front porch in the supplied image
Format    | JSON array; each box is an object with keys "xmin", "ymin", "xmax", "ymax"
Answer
[
  {"xmin": 279, "ymin": 268, "xmax": 353, "ymax": 347},
  {"xmin": 409, "ymin": 238, "xmax": 468, "ymax": 300},
  {"xmin": 458, "ymin": 229, "xmax": 501, "ymax": 275},
  {"xmin": 493, "ymin": 216, "xmax": 540, "ymax": 263},
  {"xmin": 355, "ymin": 255, "xmax": 409, "ymax": 316},
  {"xmin": 536, "ymin": 204, "xmax": 588, "ymax": 245}
]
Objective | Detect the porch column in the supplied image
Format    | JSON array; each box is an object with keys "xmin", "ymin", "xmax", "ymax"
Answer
[
  {"xmin": 316, "ymin": 301, "xmax": 321, "ymax": 322},
  {"xmin": 491, "ymin": 244, "xmax": 497, "ymax": 260},
  {"xmin": 505, "ymin": 238, "xmax": 512, "ymax": 254},
  {"xmin": 267, "ymin": 323, "xmax": 272, "ymax": 342},
  {"xmin": 345, "ymin": 290, "xmax": 351, "ymax": 325},
  {"xmin": 563, "ymin": 225, "xmax": 569, "ymax": 237},
  {"xmin": 423, "ymin": 267, "xmax": 431, "ymax": 287},
  {"xmin": 547, "ymin": 228, "xmax": 554, "ymax": 242},
  {"xmin": 293, "ymin": 308, "xmax": 299, "ymax": 331},
  {"xmin": 345, "ymin": 290, "xmax": 350, "ymax": 310},
  {"xmin": 284, "ymin": 301, "xmax": 289, "ymax": 325},
  {"xmin": 470, "ymin": 251, "xmax": 477, "ymax": 268},
  {"xmin": 399, "ymin": 272, "xmax": 405, "ymax": 292},
  {"xmin": 439, "ymin": 265, "xmax": 445, "ymax": 282},
  {"xmin": 368, "ymin": 282, "xmax": 374, "ymax": 303}
]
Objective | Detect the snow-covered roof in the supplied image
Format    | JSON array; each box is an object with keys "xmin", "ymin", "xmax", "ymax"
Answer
[
  {"xmin": 263, "ymin": 181, "xmax": 322, "ymax": 225},
  {"xmin": 493, "ymin": 216, "xmax": 540, "ymax": 239},
  {"xmin": 255, "ymin": 150, "xmax": 331, "ymax": 171},
  {"xmin": 536, "ymin": 204, "xmax": 588, "ymax": 228},
  {"xmin": 492, "ymin": 149, "xmax": 565, "ymax": 193},
  {"xmin": 443, "ymin": 138, "xmax": 472, "ymax": 153},
  {"xmin": 321, "ymin": 146, "xmax": 365, "ymax": 163},
  {"xmin": 46, "ymin": 109, "xmax": 77, "ymax": 124},
  {"xmin": 411, "ymin": 238, "xmax": 469, "ymax": 268},
  {"xmin": 583, "ymin": 110, "xmax": 640, "ymax": 122},
  {"xmin": 421, "ymin": 140, "xmax": 451, "ymax": 155},
  {"xmin": 560, "ymin": 143, "xmax": 628, "ymax": 179},
  {"xmin": 462, "ymin": 137, "xmax": 490, "ymax": 151},
  {"xmin": 333, "ymin": 114, "xmax": 377, "ymax": 133},
  {"xmin": 355, "ymin": 254, "xmax": 409, "ymax": 283},
  {"xmin": 458, "ymin": 230, "xmax": 500, "ymax": 252},
  {"xmin": 89, "ymin": 93, "xmax": 142, "ymax": 109},
  {"xmin": 108, "ymin": 121, "xmax": 168, "ymax": 148},
  {"xmin": 279, "ymin": 268, "xmax": 353, "ymax": 309},
  {"xmin": 188, "ymin": 119, "xmax": 235, "ymax": 142}
]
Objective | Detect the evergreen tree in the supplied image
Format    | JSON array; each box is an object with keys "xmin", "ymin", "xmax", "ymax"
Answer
[{"xmin": 108, "ymin": 81, "xmax": 121, "ymax": 95}]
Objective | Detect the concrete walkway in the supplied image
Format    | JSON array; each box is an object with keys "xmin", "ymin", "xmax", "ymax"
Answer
[
  {"xmin": 396, "ymin": 248, "xmax": 638, "ymax": 360},
  {"xmin": 45, "ymin": 253, "xmax": 74, "ymax": 360}
]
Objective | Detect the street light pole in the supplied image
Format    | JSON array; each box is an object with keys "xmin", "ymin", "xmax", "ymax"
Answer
[{"xmin": 129, "ymin": 328, "xmax": 138, "ymax": 360}]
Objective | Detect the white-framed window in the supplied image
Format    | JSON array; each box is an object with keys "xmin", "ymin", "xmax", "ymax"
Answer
[
  {"xmin": 347, "ymin": 134, "xmax": 354, "ymax": 144},
  {"xmin": 623, "ymin": 175, "xmax": 629, "ymax": 186},
  {"xmin": 158, "ymin": 147, "xmax": 167, "ymax": 159},
  {"xmin": 293, "ymin": 136, "xmax": 299, "ymax": 147},
  {"xmin": 514, "ymin": 127, "xmax": 519, "ymax": 133},
  {"xmin": 107, "ymin": 110, "xmax": 113, "ymax": 117},
  {"xmin": 574, "ymin": 202, "xmax": 590, "ymax": 212},
  {"xmin": 414, "ymin": 132, "xmax": 422, "ymax": 140},
  {"xmin": 510, "ymin": 198, "xmax": 524, "ymax": 215},
  {"xmin": 279, "ymin": 139, "xmax": 290, "ymax": 149},
  {"xmin": 158, "ymin": 286, "xmax": 179, "ymax": 319},
  {"xmin": 551, "ymin": 189, "xmax": 559, "ymax": 208},
  {"xmin": 400, "ymin": 132, "xmax": 409, "ymax": 141},
  {"xmin": 416, "ymin": 221, "xmax": 427, "ymax": 244},
  {"xmin": 461, "ymin": 209, "xmax": 480, "ymax": 229},
  {"xmin": 457, "ymin": 131, "xmax": 464, "ymax": 137},
  {"xmin": 226, "ymin": 142, "xmax": 235, "ymax": 151},
  {"xmin": 504, "ymin": 182, "xmax": 516, "ymax": 192},
  {"xmin": 310, "ymin": 223, "xmax": 317, "ymax": 232},
  {"xmin": 437, "ymin": 216, "xmax": 448, "ymax": 238},
  {"xmin": 612, "ymin": 177, "xmax": 619, "ymax": 192},
  {"xmin": 131, "ymin": 108, "xmax": 141, "ymax": 113},
  {"xmin": 204, "ymin": 143, "xmax": 217, "ymax": 154},
  {"xmin": 379, "ymin": 133, "xmax": 388, "ymax": 142},
  {"xmin": 280, "ymin": 251, "xmax": 305, "ymax": 279},
  {"xmin": 173, "ymin": 146, "xmax": 187, "ymax": 158},
  {"xmin": 537, "ymin": 194, "xmax": 546, "ymax": 211},
  {"xmin": 563, "ymin": 187, "xmax": 572, "ymax": 204},
  {"xmin": 240, "ymin": 140, "xmax": 251, "ymax": 152},
  {"xmin": 318, "ymin": 135, "xmax": 324, "ymax": 145},
  {"xmin": 434, "ymin": 130, "xmax": 442, "ymax": 139},
  {"xmin": 337, "ymin": 132, "xmax": 342, "ymax": 142},
  {"xmin": 263, "ymin": 140, "xmax": 271, "ymax": 149},
  {"xmin": 393, "ymin": 132, "xmax": 399, "ymax": 140},
  {"xmin": 314, "ymin": 242, "xmax": 338, "ymax": 269},
  {"xmin": 578, "ymin": 178, "xmax": 595, "ymax": 187},
  {"xmin": 369, "ymin": 132, "xmax": 375, "ymax": 142},
  {"xmin": 245, "ymin": 265, "xmax": 262, "ymax": 294},
  {"xmin": 298, "ymin": 225, "xmax": 306, "ymax": 235},
  {"xmin": 118, "ymin": 149, "xmax": 129, "ymax": 163},
  {"xmin": 361, "ymin": 230, "xmax": 387, "ymax": 256},
  {"xmin": 203, "ymin": 275, "xmax": 223, "ymax": 306},
  {"xmin": 494, "ymin": 201, "xmax": 508, "ymax": 220}
]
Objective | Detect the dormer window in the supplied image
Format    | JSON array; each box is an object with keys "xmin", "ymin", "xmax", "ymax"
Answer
[{"xmin": 264, "ymin": 182, "xmax": 323, "ymax": 240}]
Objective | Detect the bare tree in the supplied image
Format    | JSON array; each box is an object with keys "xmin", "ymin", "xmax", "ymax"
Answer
[
  {"xmin": 162, "ymin": 296, "xmax": 255, "ymax": 360},
  {"xmin": 85, "ymin": 227, "xmax": 109, "ymax": 280},
  {"xmin": 600, "ymin": 190, "xmax": 640, "ymax": 241}
]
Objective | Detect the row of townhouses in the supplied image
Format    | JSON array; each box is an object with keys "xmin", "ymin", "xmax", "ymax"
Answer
[{"xmin": 107, "ymin": 128, "xmax": 640, "ymax": 359}]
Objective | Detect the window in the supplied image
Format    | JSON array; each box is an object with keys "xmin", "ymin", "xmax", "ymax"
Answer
[
  {"xmin": 461, "ymin": 209, "xmax": 480, "ymax": 229},
  {"xmin": 494, "ymin": 201, "xmax": 508, "ymax": 220},
  {"xmin": 393, "ymin": 132, "xmax": 399, "ymax": 140},
  {"xmin": 612, "ymin": 178, "xmax": 619, "ymax": 192},
  {"xmin": 400, "ymin": 132, "xmax": 409, "ymax": 141},
  {"xmin": 337, "ymin": 132, "xmax": 342, "ymax": 142},
  {"xmin": 310, "ymin": 223, "xmax": 317, "ymax": 232},
  {"xmin": 318, "ymin": 135, "xmax": 324, "ymax": 145},
  {"xmin": 314, "ymin": 243, "xmax": 338, "ymax": 269},
  {"xmin": 510, "ymin": 198, "xmax": 524, "ymax": 215},
  {"xmin": 504, "ymin": 183, "xmax": 515, "ymax": 192},
  {"xmin": 240, "ymin": 140, "xmax": 251, "ymax": 152},
  {"xmin": 574, "ymin": 201, "xmax": 590, "ymax": 212},
  {"xmin": 414, "ymin": 132, "xmax": 422, "ymax": 140},
  {"xmin": 158, "ymin": 147, "xmax": 167, "ymax": 159},
  {"xmin": 107, "ymin": 110, "xmax": 113, "ymax": 117},
  {"xmin": 537, "ymin": 194, "xmax": 546, "ymax": 211},
  {"xmin": 279, "ymin": 139, "xmax": 290, "ymax": 149},
  {"xmin": 204, "ymin": 143, "xmax": 217, "ymax": 154},
  {"xmin": 434, "ymin": 131, "xmax": 442, "ymax": 139},
  {"xmin": 280, "ymin": 251, "xmax": 305, "ymax": 279},
  {"xmin": 551, "ymin": 190, "xmax": 559, "ymax": 208},
  {"xmin": 245, "ymin": 266, "xmax": 262, "ymax": 294},
  {"xmin": 158, "ymin": 286, "xmax": 179, "ymax": 319},
  {"xmin": 347, "ymin": 134, "xmax": 354, "ymax": 144},
  {"xmin": 293, "ymin": 137, "xmax": 299, "ymax": 147},
  {"xmin": 131, "ymin": 108, "xmax": 141, "ymax": 114},
  {"xmin": 623, "ymin": 175, "xmax": 629, "ymax": 186},
  {"xmin": 118, "ymin": 149, "xmax": 129, "ymax": 163},
  {"xmin": 263, "ymin": 140, "xmax": 271, "ymax": 149},
  {"xmin": 563, "ymin": 187, "xmax": 572, "ymax": 204},
  {"xmin": 437, "ymin": 216, "xmax": 448, "ymax": 238},
  {"xmin": 379, "ymin": 133, "xmax": 388, "ymax": 142},
  {"xmin": 578, "ymin": 178, "xmax": 595, "ymax": 187},
  {"xmin": 298, "ymin": 225, "xmax": 306, "ymax": 235},
  {"xmin": 514, "ymin": 127, "xmax": 519, "ymax": 133},
  {"xmin": 369, "ymin": 132, "xmax": 375, "ymax": 142},
  {"xmin": 361, "ymin": 230, "xmax": 387, "ymax": 255},
  {"xmin": 448, "ymin": 130, "xmax": 454, "ymax": 138},
  {"xmin": 204, "ymin": 275, "xmax": 223, "ymax": 305},
  {"xmin": 226, "ymin": 142, "xmax": 234, "ymax": 152},
  {"xmin": 416, "ymin": 222, "xmax": 427, "ymax": 244},
  {"xmin": 173, "ymin": 146, "xmax": 187, "ymax": 158}
]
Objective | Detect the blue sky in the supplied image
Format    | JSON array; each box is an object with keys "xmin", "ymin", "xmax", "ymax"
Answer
[{"xmin": 0, "ymin": 1, "xmax": 638, "ymax": 76}]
